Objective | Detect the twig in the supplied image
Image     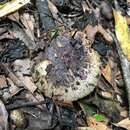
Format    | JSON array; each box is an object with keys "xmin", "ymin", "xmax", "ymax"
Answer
[
  {"xmin": 6, "ymin": 100, "xmax": 46, "ymax": 110},
  {"xmin": 110, "ymin": 32, "xmax": 130, "ymax": 118}
]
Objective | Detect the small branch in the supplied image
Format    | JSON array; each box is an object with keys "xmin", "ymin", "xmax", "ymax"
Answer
[
  {"xmin": 110, "ymin": 32, "xmax": 130, "ymax": 118},
  {"xmin": 6, "ymin": 100, "xmax": 46, "ymax": 110}
]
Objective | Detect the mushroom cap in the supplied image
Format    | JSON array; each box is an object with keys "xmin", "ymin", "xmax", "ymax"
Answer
[{"xmin": 34, "ymin": 34, "xmax": 100, "ymax": 102}]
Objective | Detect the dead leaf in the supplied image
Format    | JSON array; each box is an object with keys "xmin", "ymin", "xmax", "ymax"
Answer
[
  {"xmin": 20, "ymin": 13, "xmax": 35, "ymax": 41},
  {"xmin": 87, "ymin": 117, "xmax": 108, "ymax": 130},
  {"xmin": 97, "ymin": 25, "xmax": 113, "ymax": 43},
  {"xmin": 7, "ymin": 78, "xmax": 22, "ymax": 96},
  {"xmin": 114, "ymin": 118, "xmax": 130, "ymax": 130},
  {"xmin": 0, "ymin": 0, "xmax": 30, "ymax": 18},
  {"xmin": 84, "ymin": 25, "xmax": 98, "ymax": 43},
  {"xmin": 13, "ymin": 59, "xmax": 33, "ymax": 75},
  {"xmin": 7, "ymin": 12, "xmax": 19, "ymax": 22},
  {"xmin": 20, "ymin": 76, "xmax": 37, "ymax": 93},
  {"xmin": 25, "ymin": 92, "xmax": 44, "ymax": 102},
  {"xmin": 9, "ymin": 23, "xmax": 37, "ymax": 50},
  {"xmin": 25, "ymin": 92, "xmax": 45, "ymax": 109},
  {"xmin": 113, "ymin": 10, "xmax": 130, "ymax": 61},
  {"xmin": 84, "ymin": 25, "xmax": 113, "ymax": 44},
  {"xmin": 101, "ymin": 64, "xmax": 112, "ymax": 84},
  {"xmin": 48, "ymin": 0, "xmax": 61, "ymax": 21},
  {"xmin": 0, "ymin": 100, "xmax": 8, "ymax": 130},
  {"xmin": 0, "ymin": 76, "xmax": 7, "ymax": 89}
]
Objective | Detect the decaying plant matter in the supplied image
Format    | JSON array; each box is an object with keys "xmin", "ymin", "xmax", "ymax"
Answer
[{"xmin": 1, "ymin": 0, "xmax": 130, "ymax": 129}]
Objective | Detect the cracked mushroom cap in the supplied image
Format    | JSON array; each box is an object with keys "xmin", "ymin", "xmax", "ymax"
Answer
[{"xmin": 33, "ymin": 34, "xmax": 100, "ymax": 102}]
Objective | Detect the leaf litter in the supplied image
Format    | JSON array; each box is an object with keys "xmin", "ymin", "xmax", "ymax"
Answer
[{"xmin": 0, "ymin": 0, "xmax": 130, "ymax": 130}]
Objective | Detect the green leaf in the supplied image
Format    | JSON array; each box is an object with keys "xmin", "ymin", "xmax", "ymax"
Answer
[{"xmin": 93, "ymin": 114, "xmax": 106, "ymax": 122}]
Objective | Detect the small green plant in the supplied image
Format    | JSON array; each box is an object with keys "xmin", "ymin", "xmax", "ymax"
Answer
[{"xmin": 93, "ymin": 114, "xmax": 106, "ymax": 122}]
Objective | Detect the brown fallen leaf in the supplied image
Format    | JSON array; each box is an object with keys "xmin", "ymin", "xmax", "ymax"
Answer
[
  {"xmin": 87, "ymin": 117, "xmax": 108, "ymax": 130},
  {"xmin": 97, "ymin": 25, "xmax": 113, "ymax": 43},
  {"xmin": 20, "ymin": 76, "xmax": 37, "ymax": 93},
  {"xmin": 0, "ymin": 100, "xmax": 8, "ymax": 130},
  {"xmin": 48, "ymin": 0, "xmax": 63, "ymax": 25},
  {"xmin": 20, "ymin": 13, "xmax": 35, "ymax": 41},
  {"xmin": 84, "ymin": 24, "xmax": 113, "ymax": 44},
  {"xmin": 7, "ymin": 78, "xmax": 23, "ymax": 97},
  {"xmin": 7, "ymin": 12, "xmax": 19, "ymax": 22},
  {"xmin": 101, "ymin": 56, "xmax": 119, "ymax": 91},
  {"xmin": 25, "ymin": 92, "xmax": 46, "ymax": 110},
  {"xmin": 101, "ymin": 62, "xmax": 112, "ymax": 84},
  {"xmin": 114, "ymin": 118, "xmax": 130, "ymax": 130},
  {"xmin": 0, "ymin": 75, "xmax": 7, "ymax": 89},
  {"xmin": 84, "ymin": 25, "xmax": 98, "ymax": 43}
]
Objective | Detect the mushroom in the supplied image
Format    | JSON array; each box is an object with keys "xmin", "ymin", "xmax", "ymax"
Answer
[{"xmin": 33, "ymin": 33, "xmax": 100, "ymax": 102}]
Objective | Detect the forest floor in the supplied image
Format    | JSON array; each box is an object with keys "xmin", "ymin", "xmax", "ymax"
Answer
[{"xmin": 0, "ymin": 0, "xmax": 130, "ymax": 130}]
